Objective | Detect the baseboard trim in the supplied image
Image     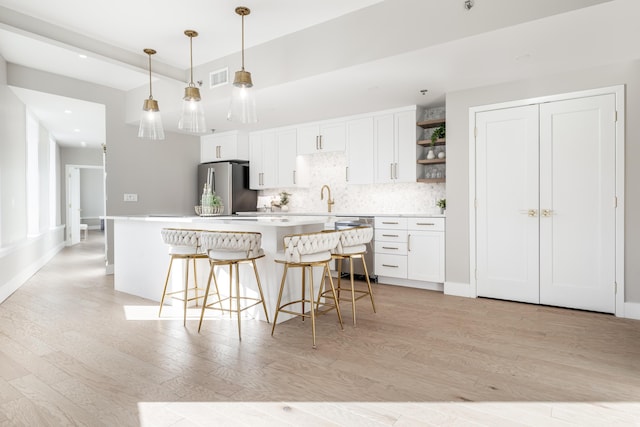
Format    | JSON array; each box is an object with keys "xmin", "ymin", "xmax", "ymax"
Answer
[
  {"xmin": 444, "ymin": 281, "xmax": 476, "ymax": 298},
  {"xmin": 623, "ymin": 302, "xmax": 640, "ymax": 320},
  {"xmin": 105, "ymin": 263, "xmax": 114, "ymax": 275},
  {"xmin": 0, "ymin": 241, "xmax": 65, "ymax": 303},
  {"xmin": 376, "ymin": 276, "xmax": 443, "ymax": 292}
]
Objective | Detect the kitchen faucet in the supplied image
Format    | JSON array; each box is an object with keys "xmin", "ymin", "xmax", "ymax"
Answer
[{"xmin": 320, "ymin": 185, "xmax": 335, "ymax": 213}]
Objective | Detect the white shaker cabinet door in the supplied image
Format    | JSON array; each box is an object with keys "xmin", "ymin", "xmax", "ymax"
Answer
[{"xmin": 346, "ymin": 117, "xmax": 374, "ymax": 185}]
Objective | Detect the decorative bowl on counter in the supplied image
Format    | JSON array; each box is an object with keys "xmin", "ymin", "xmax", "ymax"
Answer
[{"xmin": 195, "ymin": 205, "xmax": 224, "ymax": 216}]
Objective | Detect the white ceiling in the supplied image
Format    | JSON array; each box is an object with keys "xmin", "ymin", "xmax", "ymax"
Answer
[{"xmin": 1, "ymin": 0, "xmax": 639, "ymax": 148}]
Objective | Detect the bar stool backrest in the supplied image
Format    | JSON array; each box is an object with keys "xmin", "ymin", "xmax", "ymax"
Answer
[
  {"xmin": 200, "ymin": 231, "xmax": 263, "ymax": 260},
  {"xmin": 334, "ymin": 225, "xmax": 373, "ymax": 255},
  {"xmin": 161, "ymin": 228, "xmax": 201, "ymax": 255},
  {"xmin": 283, "ymin": 230, "xmax": 340, "ymax": 263}
]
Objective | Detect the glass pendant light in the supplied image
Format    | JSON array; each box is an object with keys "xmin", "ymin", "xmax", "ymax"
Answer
[
  {"xmin": 138, "ymin": 48, "xmax": 165, "ymax": 140},
  {"xmin": 227, "ymin": 6, "xmax": 257, "ymax": 123},
  {"xmin": 178, "ymin": 30, "xmax": 207, "ymax": 133}
]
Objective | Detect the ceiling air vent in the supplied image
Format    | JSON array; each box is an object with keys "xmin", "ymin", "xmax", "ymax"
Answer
[{"xmin": 209, "ymin": 67, "xmax": 229, "ymax": 89}]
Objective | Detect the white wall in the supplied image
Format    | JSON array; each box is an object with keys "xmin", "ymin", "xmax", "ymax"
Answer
[
  {"xmin": 0, "ymin": 55, "xmax": 65, "ymax": 303},
  {"xmin": 80, "ymin": 168, "xmax": 104, "ymax": 228},
  {"xmin": 6, "ymin": 64, "xmax": 201, "ymax": 269},
  {"xmin": 445, "ymin": 59, "xmax": 640, "ymax": 303}
]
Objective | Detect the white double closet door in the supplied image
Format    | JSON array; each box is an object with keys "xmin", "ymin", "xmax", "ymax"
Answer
[{"xmin": 475, "ymin": 94, "xmax": 616, "ymax": 313}]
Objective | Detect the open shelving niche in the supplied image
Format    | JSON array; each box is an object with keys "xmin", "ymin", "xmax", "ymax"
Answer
[{"xmin": 416, "ymin": 118, "xmax": 446, "ymax": 183}]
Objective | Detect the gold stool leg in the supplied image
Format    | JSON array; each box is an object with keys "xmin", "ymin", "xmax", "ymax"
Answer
[
  {"xmin": 361, "ymin": 256, "xmax": 376, "ymax": 313},
  {"xmin": 324, "ymin": 263, "xmax": 344, "ymax": 330},
  {"xmin": 183, "ymin": 257, "xmax": 190, "ymax": 327},
  {"xmin": 235, "ymin": 262, "xmax": 242, "ymax": 341},
  {"xmin": 198, "ymin": 264, "xmax": 214, "ymax": 333},
  {"xmin": 159, "ymin": 256, "xmax": 174, "ymax": 317},
  {"xmin": 192, "ymin": 257, "xmax": 199, "ymax": 307},
  {"xmin": 271, "ymin": 264, "xmax": 289, "ymax": 335},
  {"xmin": 252, "ymin": 259, "xmax": 270, "ymax": 324},
  {"xmin": 349, "ymin": 256, "xmax": 357, "ymax": 326},
  {"xmin": 301, "ymin": 266, "xmax": 306, "ymax": 321},
  {"xmin": 308, "ymin": 265, "xmax": 317, "ymax": 349}
]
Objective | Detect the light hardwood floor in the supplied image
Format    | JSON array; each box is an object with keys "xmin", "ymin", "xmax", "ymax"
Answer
[{"xmin": 1, "ymin": 231, "xmax": 639, "ymax": 426}]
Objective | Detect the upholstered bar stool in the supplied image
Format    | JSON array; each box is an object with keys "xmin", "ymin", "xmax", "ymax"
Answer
[
  {"xmin": 158, "ymin": 228, "xmax": 208, "ymax": 326},
  {"xmin": 271, "ymin": 230, "xmax": 344, "ymax": 349},
  {"xmin": 329, "ymin": 225, "xmax": 376, "ymax": 326},
  {"xmin": 198, "ymin": 231, "xmax": 269, "ymax": 340}
]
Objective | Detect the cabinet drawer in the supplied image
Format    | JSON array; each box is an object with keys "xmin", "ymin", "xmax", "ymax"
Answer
[
  {"xmin": 375, "ymin": 229, "xmax": 408, "ymax": 244},
  {"xmin": 408, "ymin": 217, "xmax": 445, "ymax": 231},
  {"xmin": 375, "ymin": 240, "xmax": 407, "ymax": 256},
  {"xmin": 374, "ymin": 217, "xmax": 407, "ymax": 230},
  {"xmin": 375, "ymin": 254, "xmax": 407, "ymax": 278}
]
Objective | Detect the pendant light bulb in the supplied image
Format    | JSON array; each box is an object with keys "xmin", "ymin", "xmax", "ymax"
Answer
[
  {"xmin": 228, "ymin": 6, "xmax": 257, "ymax": 123},
  {"xmin": 138, "ymin": 48, "xmax": 165, "ymax": 140},
  {"xmin": 179, "ymin": 30, "xmax": 207, "ymax": 133}
]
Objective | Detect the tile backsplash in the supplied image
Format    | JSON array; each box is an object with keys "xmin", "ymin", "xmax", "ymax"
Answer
[{"xmin": 259, "ymin": 151, "xmax": 445, "ymax": 214}]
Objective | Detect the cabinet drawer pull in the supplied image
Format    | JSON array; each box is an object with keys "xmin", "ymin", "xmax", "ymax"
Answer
[
  {"xmin": 382, "ymin": 246, "xmax": 398, "ymax": 250},
  {"xmin": 382, "ymin": 221, "xmax": 399, "ymax": 225},
  {"xmin": 416, "ymin": 222, "xmax": 435, "ymax": 226},
  {"xmin": 382, "ymin": 234, "xmax": 398, "ymax": 237},
  {"xmin": 382, "ymin": 264, "xmax": 398, "ymax": 268}
]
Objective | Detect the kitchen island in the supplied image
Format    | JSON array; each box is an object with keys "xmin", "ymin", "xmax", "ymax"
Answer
[{"xmin": 111, "ymin": 215, "xmax": 335, "ymax": 323}]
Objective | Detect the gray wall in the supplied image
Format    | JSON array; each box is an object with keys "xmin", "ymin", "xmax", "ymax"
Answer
[
  {"xmin": 446, "ymin": 59, "xmax": 640, "ymax": 303},
  {"xmin": 7, "ymin": 64, "xmax": 201, "ymax": 268},
  {"xmin": 80, "ymin": 168, "xmax": 104, "ymax": 228}
]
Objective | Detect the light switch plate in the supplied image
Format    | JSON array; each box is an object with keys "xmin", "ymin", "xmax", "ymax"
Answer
[{"xmin": 123, "ymin": 193, "xmax": 138, "ymax": 202}]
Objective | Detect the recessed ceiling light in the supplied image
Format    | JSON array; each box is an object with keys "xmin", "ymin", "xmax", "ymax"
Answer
[
  {"xmin": 74, "ymin": 128, "xmax": 81, "ymax": 132},
  {"xmin": 80, "ymin": 141, "xmax": 87, "ymax": 147},
  {"xmin": 64, "ymin": 109, "xmax": 72, "ymax": 114},
  {"xmin": 515, "ymin": 53, "xmax": 532, "ymax": 62},
  {"xmin": 78, "ymin": 54, "xmax": 88, "ymax": 59}
]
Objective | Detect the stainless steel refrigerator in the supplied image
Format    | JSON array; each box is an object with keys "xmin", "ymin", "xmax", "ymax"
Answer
[{"xmin": 197, "ymin": 161, "xmax": 257, "ymax": 215}]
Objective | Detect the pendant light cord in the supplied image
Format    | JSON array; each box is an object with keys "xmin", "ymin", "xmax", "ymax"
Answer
[
  {"xmin": 241, "ymin": 13, "xmax": 245, "ymax": 71},
  {"xmin": 189, "ymin": 35, "xmax": 195, "ymax": 87},
  {"xmin": 147, "ymin": 52, "xmax": 153, "ymax": 100}
]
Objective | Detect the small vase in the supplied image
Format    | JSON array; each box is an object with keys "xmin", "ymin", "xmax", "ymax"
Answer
[{"xmin": 426, "ymin": 149, "xmax": 436, "ymax": 160}]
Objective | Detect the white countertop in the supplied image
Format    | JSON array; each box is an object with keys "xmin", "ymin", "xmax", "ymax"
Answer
[
  {"xmin": 108, "ymin": 214, "xmax": 338, "ymax": 227},
  {"xmin": 236, "ymin": 211, "xmax": 446, "ymax": 218}
]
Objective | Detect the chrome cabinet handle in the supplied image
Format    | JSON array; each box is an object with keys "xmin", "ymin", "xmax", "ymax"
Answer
[
  {"xmin": 382, "ymin": 246, "xmax": 399, "ymax": 250},
  {"xmin": 382, "ymin": 264, "xmax": 399, "ymax": 268},
  {"xmin": 382, "ymin": 221, "xmax": 399, "ymax": 225},
  {"xmin": 416, "ymin": 222, "xmax": 435, "ymax": 226},
  {"xmin": 390, "ymin": 163, "xmax": 393, "ymax": 179},
  {"xmin": 382, "ymin": 234, "xmax": 398, "ymax": 237},
  {"xmin": 408, "ymin": 234, "xmax": 411, "ymax": 251},
  {"xmin": 293, "ymin": 170, "xmax": 296, "ymax": 185},
  {"xmin": 319, "ymin": 135, "xmax": 323, "ymax": 150}
]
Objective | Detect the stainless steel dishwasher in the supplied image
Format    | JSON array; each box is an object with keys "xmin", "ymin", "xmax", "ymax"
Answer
[{"xmin": 334, "ymin": 217, "xmax": 376, "ymax": 282}]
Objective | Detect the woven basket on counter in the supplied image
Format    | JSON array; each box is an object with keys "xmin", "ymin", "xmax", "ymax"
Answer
[{"xmin": 195, "ymin": 205, "xmax": 224, "ymax": 216}]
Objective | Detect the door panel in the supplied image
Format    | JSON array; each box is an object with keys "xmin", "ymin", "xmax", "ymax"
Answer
[
  {"xmin": 539, "ymin": 95, "xmax": 616, "ymax": 313},
  {"xmin": 476, "ymin": 105, "xmax": 540, "ymax": 303}
]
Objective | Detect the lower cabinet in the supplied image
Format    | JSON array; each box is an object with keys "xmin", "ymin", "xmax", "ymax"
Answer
[{"xmin": 374, "ymin": 216, "xmax": 445, "ymax": 287}]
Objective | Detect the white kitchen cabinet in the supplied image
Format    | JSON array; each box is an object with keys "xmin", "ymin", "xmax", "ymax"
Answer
[
  {"xmin": 249, "ymin": 131, "xmax": 277, "ymax": 189},
  {"xmin": 297, "ymin": 120, "xmax": 346, "ymax": 155},
  {"xmin": 374, "ymin": 217, "xmax": 408, "ymax": 279},
  {"xmin": 250, "ymin": 128, "xmax": 299, "ymax": 189},
  {"xmin": 276, "ymin": 128, "xmax": 298, "ymax": 187},
  {"xmin": 346, "ymin": 117, "xmax": 374, "ymax": 184},
  {"xmin": 201, "ymin": 131, "xmax": 249, "ymax": 162},
  {"xmin": 374, "ymin": 108, "xmax": 417, "ymax": 183},
  {"xmin": 407, "ymin": 218, "xmax": 445, "ymax": 283},
  {"xmin": 374, "ymin": 216, "xmax": 445, "ymax": 285}
]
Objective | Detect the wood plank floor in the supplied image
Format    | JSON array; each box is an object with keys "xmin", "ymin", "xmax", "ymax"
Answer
[{"xmin": 1, "ymin": 231, "xmax": 639, "ymax": 426}]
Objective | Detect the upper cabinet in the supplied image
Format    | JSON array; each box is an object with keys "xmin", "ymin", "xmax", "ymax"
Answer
[
  {"xmin": 346, "ymin": 116, "xmax": 374, "ymax": 185},
  {"xmin": 374, "ymin": 107, "xmax": 417, "ymax": 184},
  {"xmin": 297, "ymin": 120, "xmax": 346, "ymax": 155},
  {"xmin": 249, "ymin": 127, "xmax": 300, "ymax": 189},
  {"xmin": 201, "ymin": 130, "xmax": 249, "ymax": 163}
]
